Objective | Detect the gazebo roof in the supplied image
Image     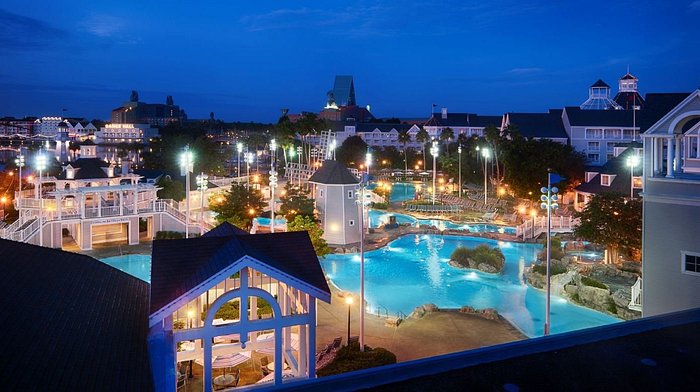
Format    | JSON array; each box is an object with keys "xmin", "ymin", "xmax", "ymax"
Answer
[
  {"xmin": 149, "ymin": 225, "xmax": 331, "ymax": 321},
  {"xmin": 308, "ymin": 160, "xmax": 359, "ymax": 185}
]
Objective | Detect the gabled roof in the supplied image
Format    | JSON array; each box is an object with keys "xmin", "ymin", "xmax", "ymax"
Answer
[
  {"xmin": 150, "ymin": 228, "xmax": 330, "ymax": 317},
  {"xmin": 575, "ymin": 147, "xmax": 641, "ymax": 196},
  {"xmin": 564, "ymin": 106, "xmax": 635, "ymax": 127},
  {"xmin": 620, "ymin": 73, "xmax": 637, "ymax": 80},
  {"xmin": 506, "ymin": 110, "xmax": 568, "ymax": 139},
  {"xmin": 591, "ymin": 79, "xmax": 610, "ymax": 88},
  {"xmin": 308, "ymin": 160, "xmax": 359, "ymax": 185},
  {"xmin": 0, "ymin": 239, "xmax": 152, "ymax": 391},
  {"xmin": 203, "ymin": 221, "xmax": 248, "ymax": 237},
  {"xmin": 56, "ymin": 158, "xmax": 110, "ymax": 180}
]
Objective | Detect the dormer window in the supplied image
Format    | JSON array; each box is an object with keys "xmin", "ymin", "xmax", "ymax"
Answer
[
  {"xmin": 601, "ymin": 174, "xmax": 615, "ymax": 186},
  {"xmin": 66, "ymin": 167, "xmax": 74, "ymax": 180},
  {"xmin": 585, "ymin": 172, "xmax": 598, "ymax": 182}
]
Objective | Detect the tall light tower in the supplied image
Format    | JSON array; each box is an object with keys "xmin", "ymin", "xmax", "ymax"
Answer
[
  {"xmin": 627, "ymin": 154, "xmax": 640, "ymax": 199},
  {"xmin": 196, "ymin": 172, "xmax": 208, "ymax": 235},
  {"xmin": 236, "ymin": 142, "xmax": 243, "ymax": 181},
  {"xmin": 15, "ymin": 153, "xmax": 25, "ymax": 209},
  {"xmin": 481, "ymin": 147, "xmax": 490, "ymax": 205},
  {"xmin": 540, "ymin": 171, "xmax": 562, "ymax": 336},
  {"xmin": 245, "ymin": 152, "xmax": 254, "ymax": 189},
  {"xmin": 269, "ymin": 139, "xmax": 277, "ymax": 233},
  {"xmin": 356, "ymin": 150, "xmax": 372, "ymax": 352},
  {"xmin": 35, "ymin": 151, "xmax": 47, "ymax": 246},
  {"xmin": 179, "ymin": 146, "xmax": 194, "ymax": 238},
  {"xmin": 458, "ymin": 145, "xmax": 462, "ymax": 198},
  {"xmin": 430, "ymin": 140, "xmax": 439, "ymax": 205}
]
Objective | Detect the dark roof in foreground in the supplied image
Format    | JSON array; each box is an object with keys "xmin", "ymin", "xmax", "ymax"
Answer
[
  {"xmin": 203, "ymin": 221, "xmax": 248, "ymax": 237},
  {"xmin": 150, "ymin": 228, "xmax": 330, "ymax": 314},
  {"xmin": 281, "ymin": 308, "xmax": 700, "ymax": 392},
  {"xmin": 0, "ymin": 239, "xmax": 152, "ymax": 391},
  {"xmin": 308, "ymin": 160, "xmax": 359, "ymax": 185},
  {"xmin": 575, "ymin": 146, "xmax": 641, "ymax": 196}
]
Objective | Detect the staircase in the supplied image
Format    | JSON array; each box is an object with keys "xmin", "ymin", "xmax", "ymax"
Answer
[{"xmin": 628, "ymin": 277, "xmax": 642, "ymax": 312}]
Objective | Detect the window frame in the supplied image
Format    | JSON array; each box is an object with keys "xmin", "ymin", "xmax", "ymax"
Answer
[{"xmin": 682, "ymin": 251, "xmax": 700, "ymax": 276}]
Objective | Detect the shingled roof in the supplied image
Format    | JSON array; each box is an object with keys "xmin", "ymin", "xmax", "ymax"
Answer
[
  {"xmin": 507, "ymin": 110, "xmax": 568, "ymax": 140},
  {"xmin": 0, "ymin": 239, "xmax": 152, "ymax": 391},
  {"xmin": 308, "ymin": 160, "xmax": 359, "ymax": 185},
  {"xmin": 575, "ymin": 146, "xmax": 641, "ymax": 196},
  {"xmin": 150, "ymin": 228, "xmax": 330, "ymax": 317},
  {"xmin": 424, "ymin": 113, "xmax": 501, "ymax": 128},
  {"xmin": 56, "ymin": 158, "xmax": 111, "ymax": 180},
  {"xmin": 564, "ymin": 106, "xmax": 636, "ymax": 127}
]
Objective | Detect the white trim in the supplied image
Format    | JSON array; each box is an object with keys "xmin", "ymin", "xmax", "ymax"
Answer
[
  {"xmin": 642, "ymin": 194, "xmax": 700, "ymax": 207},
  {"xmin": 644, "ymin": 90, "xmax": 700, "ymax": 135},
  {"xmin": 681, "ymin": 251, "xmax": 700, "ymax": 277}
]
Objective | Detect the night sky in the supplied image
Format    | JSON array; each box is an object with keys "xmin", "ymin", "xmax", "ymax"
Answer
[{"xmin": 1, "ymin": 0, "xmax": 699, "ymax": 122}]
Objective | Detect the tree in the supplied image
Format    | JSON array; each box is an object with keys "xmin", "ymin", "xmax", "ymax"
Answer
[
  {"xmin": 574, "ymin": 193, "xmax": 642, "ymax": 265},
  {"xmin": 440, "ymin": 127, "xmax": 454, "ymax": 155},
  {"xmin": 209, "ymin": 183, "xmax": 266, "ymax": 229},
  {"xmin": 278, "ymin": 183, "xmax": 315, "ymax": 221},
  {"xmin": 287, "ymin": 215, "xmax": 331, "ymax": 257},
  {"xmin": 415, "ymin": 127, "xmax": 430, "ymax": 171},
  {"xmin": 336, "ymin": 136, "xmax": 368, "ymax": 167},
  {"xmin": 397, "ymin": 129, "xmax": 411, "ymax": 174},
  {"xmin": 484, "ymin": 124, "xmax": 506, "ymax": 184},
  {"xmin": 156, "ymin": 176, "xmax": 185, "ymax": 201}
]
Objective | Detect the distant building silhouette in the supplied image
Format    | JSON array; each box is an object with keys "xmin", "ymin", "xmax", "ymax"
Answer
[{"xmin": 111, "ymin": 91, "xmax": 186, "ymax": 126}]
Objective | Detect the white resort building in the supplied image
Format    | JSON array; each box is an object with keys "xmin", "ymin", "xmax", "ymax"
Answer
[
  {"xmin": 1, "ymin": 142, "xmax": 199, "ymax": 250},
  {"xmin": 640, "ymin": 89, "xmax": 700, "ymax": 316}
]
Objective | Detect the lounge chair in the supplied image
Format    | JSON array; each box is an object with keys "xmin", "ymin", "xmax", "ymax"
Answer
[{"xmin": 332, "ymin": 336, "xmax": 342, "ymax": 349}]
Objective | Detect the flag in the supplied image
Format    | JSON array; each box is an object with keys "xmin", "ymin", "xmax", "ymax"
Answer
[{"xmin": 549, "ymin": 172, "xmax": 566, "ymax": 184}]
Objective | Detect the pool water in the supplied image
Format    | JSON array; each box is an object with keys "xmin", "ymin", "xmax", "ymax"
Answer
[
  {"xmin": 320, "ymin": 234, "xmax": 620, "ymax": 337},
  {"xmin": 254, "ymin": 217, "xmax": 288, "ymax": 226},
  {"xmin": 368, "ymin": 209, "xmax": 516, "ymax": 234},
  {"xmin": 389, "ymin": 183, "xmax": 416, "ymax": 202},
  {"xmin": 101, "ymin": 254, "xmax": 152, "ymax": 282}
]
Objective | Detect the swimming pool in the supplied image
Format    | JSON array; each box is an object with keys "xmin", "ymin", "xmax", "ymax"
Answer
[
  {"xmin": 320, "ymin": 234, "xmax": 620, "ymax": 337},
  {"xmin": 389, "ymin": 183, "xmax": 416, "ymax": 202},
  {"xmin": 101, "ymin": 254, "xmax": 151, "ymax": 282},
  {"xmin": 368, "ymin": 209, "xmax": 516, "ymax": 234},
  {"xmin": 253, "ymin": 217, "xmax": 288, "ymax": 226}
]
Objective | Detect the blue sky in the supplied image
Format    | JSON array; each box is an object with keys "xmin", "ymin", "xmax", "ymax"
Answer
[{"xmin": 1, "ymin": 0, "xmax": 698, "ymax": 122}]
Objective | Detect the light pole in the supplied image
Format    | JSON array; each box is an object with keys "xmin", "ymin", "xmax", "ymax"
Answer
[
  {"xmin": 15, "ymin": 153, "xmax": 24, "ymax": 209},
  {"xmin": 356, "ymin": 150, "xmax": 372, "ymax": 353},
  {"xmin": 627, "ymin": 154, "xmax": 640, "ymax": 199},
  {"xmin": 481, "ymin": 147, "xmax": 490, "ymax": 205},
  {"xmin": 196, "ymin": 172, "xmax": 208, "ymax": 235},
  {"xmin": 236, "ymin": 142, "xmax": 243, "ymax": 181},
  {"xmin": 269, "ymin": 139, "xmax": 277, "ymax": 233},
  {"xmin": 345, "ymin": 296, "xmax": 353, "ymax": 347},
  {"xmin": 245, "ymin": 152, "xmax": 254, "ymax": 189},
  {"xmin": 179, "ymin": 146, "xmax": 194, "ymax": 238},
  {"xmin": 458, "ymin": 145, "xmax": 462, "ymax": 198},
  {"xmin": 540, "ymin": 172, "xmax": 562, "ymax": 336},
  {"xmin": 296, "ymin": 146, "xmax": 303, "ymax": 187},
  {"xmin": 430, "ymin": 140, "xmax": 438, "ymax": 205},
  {"xmin": 35, "ymin": 151, "xmax": 47, "ymax": 246}
]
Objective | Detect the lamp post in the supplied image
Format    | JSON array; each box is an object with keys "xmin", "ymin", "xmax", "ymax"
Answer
[
  {"xmin": 627, "ymin": 154, "xmax": 640, "ymax": 199},
  {"xmin": 458, "ymin": 145, "xmax": 462, "ymax": 198},
  {"xmin": 15, "ymin": 153, "xmax": 24, "ymax": 209},
  {"xmin": 269, "ymin": 139, "xmax": 277, "ymax": 233},
  {"xmin": 481, "ymin": 147, "xmax": 490, "ymax": 205},
  {"xmin": 356, "ymin": 151, "xmax": 372, "ymax": 353},
  {"xmin": 345, "ymin": 296, "xmax": 353, "ymax": 347},
  {"xmin": 179, "ymin": 146, "xmax": 194, "ymax": 238},
  {"xmin": 35, "ymin": 151, "xmax": 47, "ymax": 246},
  {"xmin": 296, "ymin": 146, "xmax": 303, "ymax": 187},
  {"xmin": 196, "ymin": 172, "xmax": 208, "ymax": 235},
  {"xmin": 236, "ymin": 142, "xmax": 243, "ymax": 181},
  {"xmin": 430, "ymin": 140, "xmax": 438, "ymax": 205},
  {"xmin": 245, "ymin": 152, "xmax": 254, "ymax": 189},
  {"xmin": 540, "ymin": 173, "xmax": 560, "ymax": 336}
]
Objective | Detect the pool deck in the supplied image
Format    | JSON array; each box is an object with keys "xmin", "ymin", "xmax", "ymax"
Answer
[{"xmin": 315, "ymin": 285, "xmax": 526, "ymax": 362}]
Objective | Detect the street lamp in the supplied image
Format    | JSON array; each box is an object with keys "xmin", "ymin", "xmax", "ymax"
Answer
[
  {"xmin": 345, "ymin": 296, "xmax": 353, "ymax": 347},
  {"xmin": 430, "ymin": 140, "xmax": 439, "ymax": 205},
  {"xmin": 540, "ymin": 172, "xmax": 562, "ymax": 336},
  {"xmin": 15, "ymin": 153, "xmax": 24, "ymax": 209},
  {"xmin": 236, "ymin": 142, "xmax": 243, "ymax": 180},
  {"xmin": 356, "ymin": 151, "xmax": 372, "ymax": 353},
  {"xmin": 196, "ymin": 172, "xmax": 208, "ymax": 235},
  {"xmin": 458, "ymin": 145, "xmax": 462, "ymax": 198},
  {"xmin": 35, "ymin": 151, "xmax": 48, "ymax": 246},
  {"xmin": 626, "ymin": 154, "xmax": 640, "ymax": 199},
  {"xmin": 481, "ymin": 147, "xmax": 490, "ymax": 205},
  {"xmin": 179, "ymin": 146, "xmax": 194, "ymax": 238},
  {"xmin": 269, "ymin": 139, "xmax": 278, "ymax": 233},
  {"xmin": 244, "ymin": 152, "xmax": 254, "ymax": 189}
]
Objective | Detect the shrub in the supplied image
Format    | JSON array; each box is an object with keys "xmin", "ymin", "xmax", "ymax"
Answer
[
  {"xmin": 606, "ymin": 297, "xmax": 618, "ymax": 314},
  {"xmin": 372, "ymin": 202, "xmax": 389, "ymax": 210},
  {"xmin": 571, "ymin": 293, "xmax": 580, "ymax": 303},
  {"xmin": 531, "ymin": 264, "xmax": 567, "ymax": 276},
  {"xmin": 538, "ymin": 237, "xmax": 565, "ymax": 260},
  {"xmin": 581, "ymin": 276, "xmax": 607, "ymax": 290},
  {"xmin": 155, "ymin": 231, "xmax": 184, "ymax": 240},
  {"xmin": 450, "ymin": 244, "xmax": 505, "ymax": 272},
  {"xmin": 316, "ymin": 345, "xmax": 397, "ymax": 377}
]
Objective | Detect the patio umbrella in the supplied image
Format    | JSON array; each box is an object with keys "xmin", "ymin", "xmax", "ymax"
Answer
[
  {"xmin": 255, "ymin": 333, "xmax": 299, "ymax": 355},
  {"xmin": 196, "ymin": 351, "xmax": 251, "ymax": 375}
]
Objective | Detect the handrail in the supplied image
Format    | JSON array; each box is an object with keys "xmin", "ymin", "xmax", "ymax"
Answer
[{"xmin": 629, "ymin": 277, "xmax": 642, "ymax": 311}]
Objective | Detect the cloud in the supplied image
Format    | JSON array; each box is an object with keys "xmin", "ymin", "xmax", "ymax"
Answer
[
  {"xmin": 690, "ymin": 1, "xmax": 700, "ymax": 11},
  {"xmin": 0, "ymin": 8, "xmax": 69, "ymax": 51},
  {"xmin": 79, "ymin": 14, "xmax": 126, "ymax": 38},
  {"xmin": 506, "ymin": 67, "xmax": 544, "ymax": 75}
]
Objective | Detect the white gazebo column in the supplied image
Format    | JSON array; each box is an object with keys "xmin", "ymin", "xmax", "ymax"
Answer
[
  {"xmin": 57, "ymin": 195, "xmax": 62, "ymax": 220},
  {"xmin": 97, "ymin": 192, "xmax": 102, "ymax": 217},
  {"xmin": 119, "ymin": 191, "xmax": 124, "ymax": 216},
  {"xmin": 675, "ymin": 134, "xmax": 682, "ymax": 173},
  {"xmin": 308, "ymin": 299, "xmax": 316, "ymax": 379},
  {"xmin": 133, "ymin": 188, "xmax": 138, "ymax": 214},
  {"xmin": 667, "ymin": 136, "xmax": 675, "ymax": 177}
]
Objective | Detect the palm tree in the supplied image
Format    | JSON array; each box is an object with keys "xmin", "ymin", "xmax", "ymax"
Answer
[
  {"xmin": 397, "ymin": 129, "xmax": 411, "ymax": 175},
  {"xmin": 415, "ymin": 127, "xmax": 430, "ymax": 171},
  {"xmin": 440, "ymin": 127, "xmax": 454, "ymax": 155}
]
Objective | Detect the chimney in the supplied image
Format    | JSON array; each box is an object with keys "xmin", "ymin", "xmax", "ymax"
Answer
[{"xmin": 441, "ymin": 108, "xmax": 448, "ymax": 119}]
